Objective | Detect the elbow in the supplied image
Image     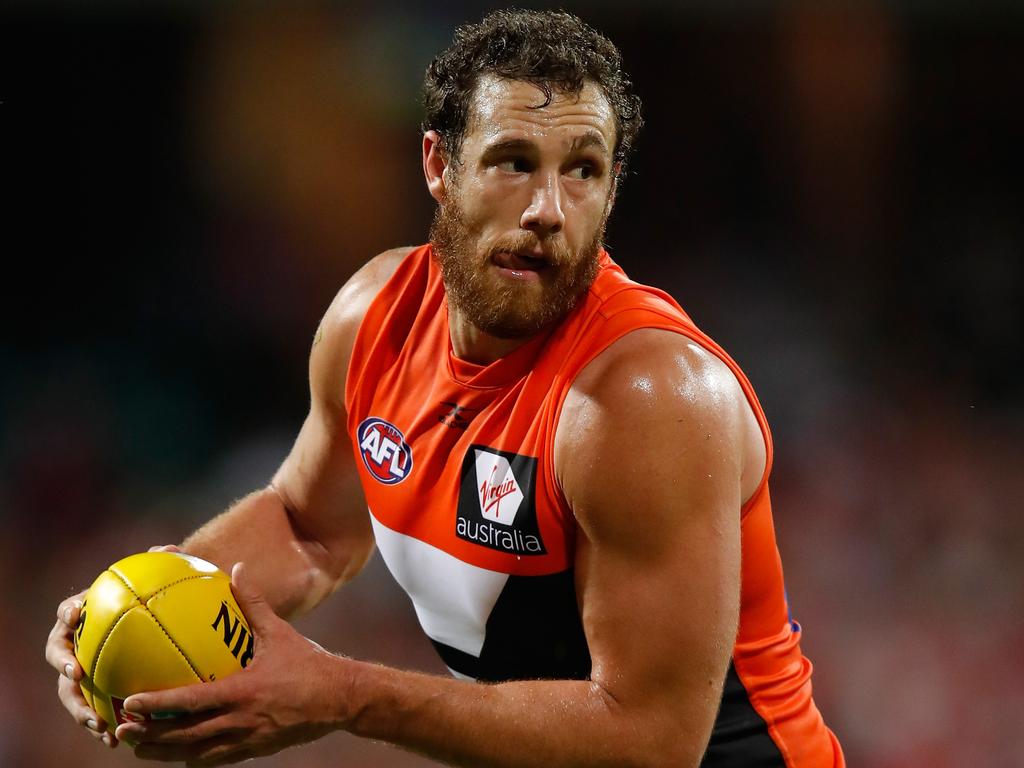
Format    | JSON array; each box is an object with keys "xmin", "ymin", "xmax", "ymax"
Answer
[
  {"xmin": 604, "ymin": 736, "xmax": 706, "ymax": 768},
  {"xmin": 648, "ymin": 738, "xmax": 707, "ymax": 768},
  {"xmin": 622, "ymin": 731, "xmax": 706, "ymax": 768},
  {"xmin": 592, "ymin": 684, "xmax": 711, "ymax": 768},
  {"xmin": 272, "ymin": 485, "xmax": 376, "ymax": 611},
  {"xmin": 282, "ymin": 536, "xmax": 374, "ymax": 617}
]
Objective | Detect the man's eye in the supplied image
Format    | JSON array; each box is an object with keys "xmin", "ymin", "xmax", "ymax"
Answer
[
  {"xmin": 497, "ymin": 158, "xmax": 530, "ymax": 173},
  {"xmin": 567, "ymin": 164, "xmax": 595, "ymax": 180}
]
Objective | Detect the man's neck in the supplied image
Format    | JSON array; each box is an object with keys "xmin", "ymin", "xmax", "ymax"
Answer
[{"xmin": 447, "ymin": 303, "xmax": 535, "ymax": 365}]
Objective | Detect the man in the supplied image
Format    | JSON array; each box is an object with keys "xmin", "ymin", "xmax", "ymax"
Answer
[{"xmin": 47, "ymin": 9, "xmax": 844, "ymax": 766}]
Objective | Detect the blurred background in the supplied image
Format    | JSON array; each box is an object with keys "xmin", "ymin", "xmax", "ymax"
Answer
[{"xmin": 3, "ymin": 0, "xmax": 1022, "ymax": 766}]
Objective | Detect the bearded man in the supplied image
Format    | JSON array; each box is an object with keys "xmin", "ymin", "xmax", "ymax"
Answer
[{"xmin": 47, "ymin": 9, "xmax": 845, "ymax": 766}]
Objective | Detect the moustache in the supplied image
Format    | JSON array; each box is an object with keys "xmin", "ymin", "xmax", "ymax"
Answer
[{"xmin": 485, "ymin": 235, "xmax": 571, "ymax": 267}]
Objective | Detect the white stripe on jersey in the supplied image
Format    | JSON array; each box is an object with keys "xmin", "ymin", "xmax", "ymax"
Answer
[{"xmin": 369, "ymin": 508, "xmax": 508, "ymax": 659}]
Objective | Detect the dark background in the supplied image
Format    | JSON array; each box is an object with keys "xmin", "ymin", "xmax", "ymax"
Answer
[{"xmin": 3, "ymin": 1, "xmax": 1022, "ymax": 766}]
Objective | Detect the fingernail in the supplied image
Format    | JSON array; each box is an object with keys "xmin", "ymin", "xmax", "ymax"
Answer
[
  {"xmin": 101, "ymin": 733, "xmax": 112, "ymax": 746},
  {"xmin": 123, "ymin": 698, "xmax": 139, "ymax": 713},
  {"xmin": 64, "ymin": 663, "xmax": 74, "ymax": 679},
  {"xmin": 63, "ymin": 607, "xmax": 73, "ymax": 623},
  {"xmin": 86, "ymin": 719, "xmax": 98, "ymax": 731}
]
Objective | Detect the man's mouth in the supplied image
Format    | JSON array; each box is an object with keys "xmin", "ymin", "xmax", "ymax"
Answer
[{"xmin": 491, "ymin": 251, "xmax": 548, "ymax": 272}]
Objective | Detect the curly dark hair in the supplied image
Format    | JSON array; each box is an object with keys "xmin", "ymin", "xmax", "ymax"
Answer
[{"xmin": 422, "ymin": 8, "xmax": 643, "ymax": 178}]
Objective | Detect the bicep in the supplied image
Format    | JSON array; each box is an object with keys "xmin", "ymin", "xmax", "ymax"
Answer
[
  {"xmin": 270, "ymin": 274, "xmax": 382, "ymax": 578},
  {"xmin": 558, "ymin": 335, "xmax": 746, "ymax": 760},
  {"xmin": 270, "ymin": 247, "xmax": 413, "ymax": 567},
  {"xmin": 573, "ymin": 460, "xmax": 741, "ymax": 719},
  {"xmin": 272, "ymin": 400, "xmax": 371, "ymax": 562}
]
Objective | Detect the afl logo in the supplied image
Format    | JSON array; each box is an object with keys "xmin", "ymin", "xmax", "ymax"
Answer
[{"xmin": 357, "ymin": 417, "xmax": 413, "ymax": 485}]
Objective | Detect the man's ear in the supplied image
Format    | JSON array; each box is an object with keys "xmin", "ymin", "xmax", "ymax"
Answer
[{"xmin": 423, "ymin": 130, "xmax": 449, "ymax": 203}]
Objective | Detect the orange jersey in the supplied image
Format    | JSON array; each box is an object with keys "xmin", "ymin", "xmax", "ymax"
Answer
[{"xmin": 345, "ymin": 245, "xmax": 844, "ymax": 766}]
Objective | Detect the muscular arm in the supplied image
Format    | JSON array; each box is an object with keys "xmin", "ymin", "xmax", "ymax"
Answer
[
  {"xmin": 555, "ymin": 330, "xmax": 763, "ymax": 761},
  {"xmin": 327, "ymin": 331, "xmax": 761, "ymax": 768},
  {"xmin": 176, "ymin": 247, "xmax": 410, "ymax": 618},
  {"xmin": 325, "ymin": 330, "xmax": 764, "ymax": 766},
  {"xmin": 119, "ymin": 329, "xmax": 765, "ymax": 767},
  {"xmin": 45, "ymin": 248, "xmax": 411, "ymax": 747}
]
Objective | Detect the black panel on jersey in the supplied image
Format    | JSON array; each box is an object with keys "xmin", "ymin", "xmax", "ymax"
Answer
[
  {"xmin": 431, "ymin": 641, "xmax": 486, "ymax": 679},
  {"xmin": 432, "ymin": 569, "xmax": 591, "ymax": 683},
  {"xmin": 430, "ymin": 575, "xmax": 784, "ymax": 766},
  {"xmin": 701, "ymin": 663, "xmax": 785, "ymax": 767}
]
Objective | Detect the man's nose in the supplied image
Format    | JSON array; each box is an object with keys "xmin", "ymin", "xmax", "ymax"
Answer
[{"xmin": 521, "ymin": 174, "xmax": 565, "ymax": 235}]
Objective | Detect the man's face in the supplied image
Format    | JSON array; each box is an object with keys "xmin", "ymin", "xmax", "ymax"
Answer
[{"xmin": 431, "ymin": 75, "xmax": 618, "ymax": 339}]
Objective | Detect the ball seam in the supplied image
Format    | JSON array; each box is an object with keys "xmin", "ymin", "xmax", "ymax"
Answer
[
  {"xmin": 107, "ymin": 569, "xmax": 206, "ymax": 684},
  {"xmin": 88, "ymin": 594, "xmax": 138, "ymax": 688},
  {"xmin": 108, "ymin": 568, "xmax": 214, "ymax": 598}
]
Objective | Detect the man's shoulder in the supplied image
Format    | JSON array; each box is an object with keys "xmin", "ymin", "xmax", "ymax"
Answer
[
  {"xmin": 330, "ymin": 246, "xmax": 417, "ymax": 321},
  {"xmin": 555, "ymin": 328, "xmax": 766, "ymax": 504},
  {"xmin": 567, "ymin": 329, "xmax": 744, "ymax": 419},
  {"xmin": 319, "ymin": 246, "xmax": 418, "ymax": 338},
  {"xmin": 309, "ymin": 246, "xmax": 418, "ymax": 412}
]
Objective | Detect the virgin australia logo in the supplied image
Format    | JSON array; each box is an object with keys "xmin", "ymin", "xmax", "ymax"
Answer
[
  {"xmin": 476, "ymin": 452, "xmax": 524, "ymax": 524},
  {"xmin": 456, "ymin": 446, "xmax": 545, "ymax": 556}
]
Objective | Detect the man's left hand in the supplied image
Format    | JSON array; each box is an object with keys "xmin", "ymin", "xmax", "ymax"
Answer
[{"xmin": 115, "ymin": 563, "xmax": 345, "ymax": 765}]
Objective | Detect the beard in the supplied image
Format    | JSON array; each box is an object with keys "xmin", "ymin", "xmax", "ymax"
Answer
[{"xmin": 430, "ymin": 192, "xmax": 607, "ymax": 340}]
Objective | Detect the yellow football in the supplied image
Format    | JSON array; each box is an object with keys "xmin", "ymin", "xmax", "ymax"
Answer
[{"xmin": 73, "ymin": 551, "xmax": 254, "ymax": 733}]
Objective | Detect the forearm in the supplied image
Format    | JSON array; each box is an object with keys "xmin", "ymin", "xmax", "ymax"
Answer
[
  {"xmin": 181, "ymin": 486, "xmax": 356, "ymax": 619},
  {"xmin": 334, "ymin": 661, "xmax": 704, "ymax": 768}
]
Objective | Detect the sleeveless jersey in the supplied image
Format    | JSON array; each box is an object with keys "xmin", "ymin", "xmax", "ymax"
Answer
[{"xmin": 345, "ymin": 245, "xmax": 844, "ymax": 766}]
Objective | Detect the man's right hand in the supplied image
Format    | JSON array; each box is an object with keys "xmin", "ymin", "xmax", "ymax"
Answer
[{"xmin": 45, "ymin": 591, "xmax": 118, "ymax": 748}]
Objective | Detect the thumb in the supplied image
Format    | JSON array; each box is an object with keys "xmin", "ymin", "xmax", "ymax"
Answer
[{"xmin": 230, "ymin": 562, "xmax": 277, "ymax": 632}]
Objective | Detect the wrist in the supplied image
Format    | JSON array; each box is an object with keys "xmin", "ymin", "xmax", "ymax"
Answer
[
  {"xmin": 329, "ymin": 657, "xmax": 404, "ymax": 740},
  {"xmin": 315, "ymin": 648, "xmax": 369, "ymax": 734}
]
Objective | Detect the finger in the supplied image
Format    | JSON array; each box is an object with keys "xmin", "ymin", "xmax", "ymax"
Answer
[
  {"xmin": 148, "ymin": 544, "xmax": 183, "ymax": 553},
  {"xmin": 46, "ymin": 619, "xmax": 82, "ymax": 680},
  {"xmin": 124, "ymin": 679, "xmax": 230, "ymax": 718},
  {"xmin": 94, "ymin": 728, "xmax": 120, "ymax": 748},
  {"xmin": 116, "ymin": 711, "xmax": 242, "ymax": 745},
  {"xmin": 229, "ymin": 562, "xmax": 275, "ymax": 631},
  {"xmin": 57, "ymin": 594, "xmax": 84, "ymax": 627},
  {"xmin": 88, "ymin": 728, "xmax": 119, "ymax": 748},
  {"xmin": 57, "ymin": 674, "xmax": 112, "ymax": 738}
]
